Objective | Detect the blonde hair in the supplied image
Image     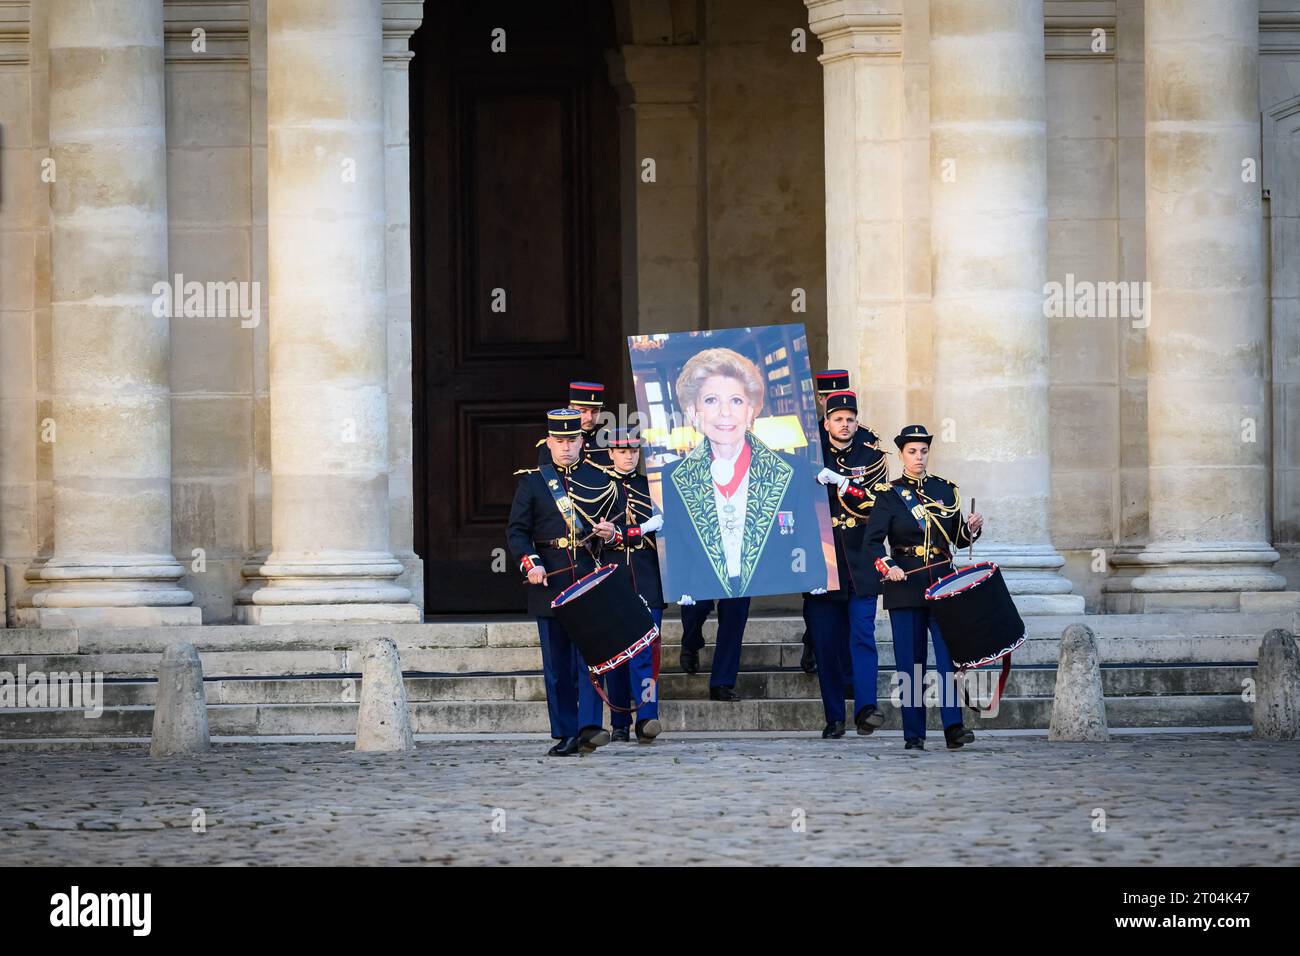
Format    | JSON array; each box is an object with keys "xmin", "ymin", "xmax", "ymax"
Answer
[{"xmin": 675, "ymin": 347, "xmax": 765, "ymax": 419}]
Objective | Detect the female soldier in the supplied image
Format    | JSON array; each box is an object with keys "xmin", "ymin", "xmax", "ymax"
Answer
[
  {"xmin": 862, "ymin": 425, "xmax": 984, "ymax": 750},
  {"xmin": 597, "ymin": 429, "xmax": 665, "ymax": 742}
]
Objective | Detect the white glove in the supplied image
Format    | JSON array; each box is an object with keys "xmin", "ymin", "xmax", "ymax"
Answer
[
  {"xmin": 639, "ymin": 514, "xmax": 664, "ymax": 534},
  {"xmin": 809, "ymin": 587, "xmax": 827, "ymax": 595},
  {"xmin": 677, "ymin": 594, "xmax": 696, "ymax": 606},
  {"xmin": 816, "ymin": 467, "xmax": 850, "ymax": 493}
]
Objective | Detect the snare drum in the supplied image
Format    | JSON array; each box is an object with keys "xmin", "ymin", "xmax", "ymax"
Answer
[
  {"xmin": 551, "ymin": 564, "xmax": 660, "ymax": 712},
  {"xmin": 924, "ymin": 562, "xmax": 1025, "ymax": 670}
]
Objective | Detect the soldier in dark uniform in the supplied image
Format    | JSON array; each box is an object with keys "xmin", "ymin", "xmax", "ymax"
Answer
[
  {"xmin": 598, "ymin": 428, "xmax": 665, "ymax": 743},
  {"xmin": 537, "ymin": 380, "xmax": 613, "ymax": 468},
  {"xmin": 805, "ymin": 390, "xmax": 891, "ymax": 738},
  {"xmin": 862, "ymin": 424, "xmax": 984, "ymax": 751},
  {"xmin": 508, "ymin": 409, "xmax": 623, "ymax": 756},
  {"xmin": 800, "ymin": 369, "xmax": 879, "ymax": 676}
]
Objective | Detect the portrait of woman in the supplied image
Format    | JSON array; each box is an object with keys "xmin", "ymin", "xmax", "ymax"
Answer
[{"xmin": 658, "ymin": 347, "xmax": 828, "ymax": 600}]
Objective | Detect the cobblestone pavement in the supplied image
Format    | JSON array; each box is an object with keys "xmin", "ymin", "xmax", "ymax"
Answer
[{"xmin": 2, "ymin": 734, "xmax": 1296, "ymax": 865}]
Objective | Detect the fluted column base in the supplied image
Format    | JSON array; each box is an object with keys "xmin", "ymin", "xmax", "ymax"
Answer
[
  {"xmin": 19, "ymin": 555, "xmax": 201, "ymax": 628},
  {"xmin": 235, "ymin": 551, "xmax": 420, "ymax": 624},
  {"xmin": 1104, "ymin": 545, "xmax": 1298, "ymax": 613},
  {"xmin": 956, "ymin": 544, "xmax": 1085, "ymax": 615}
]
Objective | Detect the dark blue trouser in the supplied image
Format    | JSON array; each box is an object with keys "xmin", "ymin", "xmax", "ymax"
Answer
[
  {"xmin": 888, "ymin": 606, "xmax": 963, "ymax": 740},
  {"xmin": 805, "ymin": 595, "xmax": 878, "ymax": 723},
  {"xmin": 681, "ymin": 597, "xmax": 750, "ymax": 689},
  {"xmin": 536, "ymin": 617, "xmax": 580, "ymax": 739},
  {"xmin": 606, "ymin": 607, "xmax": 662, "ymax": 729}
]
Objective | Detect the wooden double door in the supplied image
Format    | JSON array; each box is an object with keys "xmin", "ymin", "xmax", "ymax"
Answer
[{"xmin": 410, "ymin": 1, "xmax": 625, "ymax": 612}]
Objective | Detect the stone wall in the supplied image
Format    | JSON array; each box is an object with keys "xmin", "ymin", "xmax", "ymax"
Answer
[
  {"xmin": 703, "ymin": 0, "xmax": 828, "ymax": 372},
  {"xmin": 0, "ymin": 0, "xmax": 1296, "ymax": 622}
]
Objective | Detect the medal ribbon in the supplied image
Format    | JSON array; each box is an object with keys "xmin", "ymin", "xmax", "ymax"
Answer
[{"xmin": 713, "ymin": 442, "xmax": 752, "ymax": 498}]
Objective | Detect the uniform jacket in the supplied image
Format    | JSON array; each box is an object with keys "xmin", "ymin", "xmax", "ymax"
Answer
[
  {"xmin": 507, "ymin": 454, "xmax": 624, "ymax": 618},
  {"xmin": 861, "ymin": 471, "xmax": 980, "ymax": 610},
  {"xmin": 659, "ymin": 434, "xmax": 827, "ymax": 600},
  {"xmin": 806, "ymin": 426, "xmax": 889, "ymax": 600},
  {"xmin": 603, "ymin": 466, "xmax": 665, "ymax": 608}
]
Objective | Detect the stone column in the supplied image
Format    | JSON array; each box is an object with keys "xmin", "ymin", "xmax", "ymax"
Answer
[
  {"xmin": 606, "ymin": 44, "xmax": 703, "ymax": 335},
  {"xmin": 805, "ymin": 0, "xmax": 908, "ymax": 437},
  {"xmin": 22, "ymin": 0, "xmax": 199, "ymax": 627},
  {"xmin": 383, "ymin": 4, "xmax": 425, "ymax": 612},
  {"xmin": 236, "ymin": 0, "xmax": 417, "ymax": 623},
  {"xmin": 928, "ymin": 0, "xmax": 1081, "ymax": 613},
  {"xmin": 1107, "ymin": 0, "xmax": 1294, "ymax": 612}
]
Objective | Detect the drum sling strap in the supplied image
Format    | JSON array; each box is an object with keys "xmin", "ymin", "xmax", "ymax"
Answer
[
  {"xmin": 957, "ymin": 656, "xmax": 1013, "ymax": 715},
  {"xmin": 537, "ymin": 463, "xmax": 597, "ymax": 578},
  {"xmin": 538, "ymin": 463, "xmax": 590, "ymax": 538}
]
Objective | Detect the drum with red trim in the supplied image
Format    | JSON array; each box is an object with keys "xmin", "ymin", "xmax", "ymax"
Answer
[
  {"xmin": 551, "ymin": 563, "xmax": 659, "ymax": 675},
  {"xmin": 923, "ymin": 561, "xmax": 1025, "ymax": 670}
]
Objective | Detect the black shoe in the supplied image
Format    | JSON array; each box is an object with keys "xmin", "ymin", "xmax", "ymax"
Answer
[
  {"xmin": 822, "ymin": 720, "xmax": 845, "ymax": 739},
  {"xmin": 610, "ymin": 727, "xmax": 630, "ymax": 743},
  {"xmin": 680, "ymin": 645, "xmax": 700, "ymax": 675},
  {"xmin": 800, "ymin": 634, "xmax": 817, "ymax": 675},
  {"xmin": 635, "ymin": 718, "xmax": 662, "ymax": 742},
  {"xmin": 855, "ymin": 705, "xmax": 885, "ymax": 736},
  {"xmin": 708, "ymin": 685, "xmax": 740, "ymax": 702},
  {"xmin": 904, "ymin": 738, "xmax": 925, "ymax": 751},
  {"xmin": 944, "ymin": 723, "xmax": 975, "ymax": 750},
  {"xmin": 547, "ymin": 736, "xmax": 584, "ymax": 756},
  {"xmin": 578, "ymin": 726, "xmax": 610, "ymax": 752}
]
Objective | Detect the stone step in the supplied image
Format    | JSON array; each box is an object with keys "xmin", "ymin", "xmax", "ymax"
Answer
[
  {"xmin": 2, "ymin": 609, "xmax": 1292, "ymax": 656},
  {"xmin": 0, "ymin": 692, "xmax": 1250, "ymax": 738},
  {"xmin": 0, "ymin": 625, "xmax": 1274, "ymax": 678},
  {"xmin": 73, "ymin": 663, "xmax": 1255, "ymax": 707}
]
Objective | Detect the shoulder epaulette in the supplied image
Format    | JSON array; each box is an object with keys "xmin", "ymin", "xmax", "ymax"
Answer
[
  {"xmin": 513, "ymin": 467, "xmax": 539, "ymax": 476},
  {"xmin": 873, "ymin": 482, "xmax": 892, "ymax": 492},
  {"xmin": 928, "ymin": 473, "xmax": 956, "ymax": 487},
  {"xmin": 534, "ymin": 437, "xmax": 546, "ymax": 448}
]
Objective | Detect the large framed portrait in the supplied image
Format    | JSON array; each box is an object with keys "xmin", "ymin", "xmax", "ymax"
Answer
[{"xmin": 626, "ymin": 325, "xmax": 839, "ymax": 602}]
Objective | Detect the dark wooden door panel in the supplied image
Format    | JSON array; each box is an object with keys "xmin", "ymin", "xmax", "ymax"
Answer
[{"xmin": 411, "ymin": 1, "xmax": 622, "ymax": 613}]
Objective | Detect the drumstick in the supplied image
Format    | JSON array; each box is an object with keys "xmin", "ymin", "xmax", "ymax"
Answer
[
  {"xmin": 968, "ymin": 497, "xmax": 975, "ymax": 563},
  {"xmin": 878, "ymin": 558, "xmax": 954, "ymax": 583},
  {"xmin": 902, "ymin": 558, "xmax": 953, "ymax": 578}
]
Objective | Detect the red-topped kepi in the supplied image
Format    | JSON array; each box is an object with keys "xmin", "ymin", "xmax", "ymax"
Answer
[
  {"xmin": 814, "ymin": 369, "xmax": 850, "ymax": 397},
  {"xmin": 568, "ymin": 381, "xmax": 605, "ymax": 407}
]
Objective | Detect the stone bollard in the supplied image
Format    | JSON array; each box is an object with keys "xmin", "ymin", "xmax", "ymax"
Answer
[
  {"xmin": 1253, "ymin": 629, "xmax": 1300, "ymax": 740},
  {"xmin": 149, "ymin": 643, "xmax": 210, "ymax": 756},
  {"xmin": 1049, "ymin": 623, "xmax": 1109, "ymax": 742},
  {"xmin": 355, "ymin": 638, "xmax": 415, "ymax": 752}
]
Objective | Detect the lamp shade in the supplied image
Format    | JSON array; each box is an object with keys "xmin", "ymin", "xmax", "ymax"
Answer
[{"xmin": 751, "ymin": 415, "xmax": 808, "ymax": 452}]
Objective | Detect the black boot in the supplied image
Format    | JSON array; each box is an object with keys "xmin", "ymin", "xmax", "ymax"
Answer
[
  {"xmin": 635, "ymin": 718, "xmax": 662, "ymax": 742},
  {"xmin": 708, "ymin": 685, "xmax": 740, "ymax": 702},
  {"xmin": 904, "ymin": 738, "xmax": 925, "ymax": 751},
  {"xmin": 679, "ymin": 645, "xmax": 700, "ymax": 675},
  {"xmin": 854, "ymin": 705, "xmax": 885, "ymax": 736},
  {"xmin": 579, "ymin": 726, "xmax": 610, "ymax": 752},
  {"xmin": 821, "ymin": 720, "xmax": 845, "ymax": 739},
  {"xmin": 610, "ymin": 726, "xmax": 630, "ymax": 743},
  {"xmin": 547, "ymin": 736, "xmax": 584, "ymax": 756},
  {"xmin": 944, "ymin": 723, "xmax": 975, "ymax": 750}
]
